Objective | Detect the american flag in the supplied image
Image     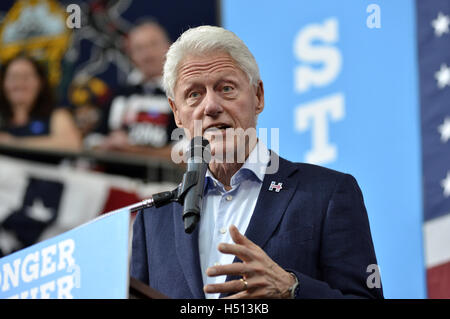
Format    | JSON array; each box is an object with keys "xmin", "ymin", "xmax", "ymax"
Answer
[{"xmin": 418, "ymin": 0, "xmax": 450, "ymax": 299}]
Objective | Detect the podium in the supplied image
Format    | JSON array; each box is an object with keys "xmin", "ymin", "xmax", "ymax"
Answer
[
  {"xmin": 0, "ymin": 209, "xmax": 167, "ymax": 299},
  {"xmin": 129, "ymin": 277, "xmax": 168, "ymax": 299}
]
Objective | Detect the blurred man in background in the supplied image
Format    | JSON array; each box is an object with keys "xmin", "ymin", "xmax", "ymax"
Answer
[{"xmin": 87, "ymin": 20, "xmax": 176, "ymax": 160}]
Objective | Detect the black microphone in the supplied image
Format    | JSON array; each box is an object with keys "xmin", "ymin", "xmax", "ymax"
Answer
[
  {"xmin": 124, "ymin": 137, "xmax": 210, "ymax": 234},
  {"xmin": 180, "ymin": 137, "xmax": 210, "ymax": 233}
]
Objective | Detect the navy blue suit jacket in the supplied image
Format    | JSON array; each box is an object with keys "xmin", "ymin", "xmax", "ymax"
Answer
[{"xmin": 131, "ymin": 154, "xmax": 383, "ymax": 299}]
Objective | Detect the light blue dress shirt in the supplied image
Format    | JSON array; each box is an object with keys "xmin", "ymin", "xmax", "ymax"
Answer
[{"xmin": 198, "ymin": 141, "xmax": 270, "ymax": 298}]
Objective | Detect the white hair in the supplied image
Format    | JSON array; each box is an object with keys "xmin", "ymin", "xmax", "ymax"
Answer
[{"xmin": 163, "ymin": 25, "xmax": 260, "ymax": 99}]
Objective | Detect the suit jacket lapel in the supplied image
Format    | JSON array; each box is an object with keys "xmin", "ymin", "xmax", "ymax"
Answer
[
  {"xmin": 173, "ymin": 204, "xmax": 205, "ymax": 299},
  {"xmin": 244, "ymin": 153, "xmax": 299, "ymax": 250}
]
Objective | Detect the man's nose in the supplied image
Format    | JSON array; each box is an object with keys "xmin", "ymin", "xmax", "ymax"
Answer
[{"xmin": 203, "ymin": 90, "xmax": 223, "ymax": 118}]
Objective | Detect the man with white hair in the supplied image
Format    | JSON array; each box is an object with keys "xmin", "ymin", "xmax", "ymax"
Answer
[{"xmin": 131, "ymin": 25, "xmax": 383, "ymax": 299}]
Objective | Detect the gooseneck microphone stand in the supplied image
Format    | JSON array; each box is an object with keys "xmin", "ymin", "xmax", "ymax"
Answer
[
  {"xmin": 124, "ymin": 168, "xmax": 199, "ymax": 230},
  {"xmin": 124, "ymin": 137, "xmax": 210, "ymax": 234},
  {"xmin": 126, "ymin": 189, "xmax": 178, "ymax": 214}
]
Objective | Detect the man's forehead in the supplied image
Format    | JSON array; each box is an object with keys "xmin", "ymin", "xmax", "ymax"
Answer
[
  {"xmin": 176, "ymin": 52, "xmax": 245, "ymax": 84},
  {"xmin": 129, "ymin": 24, "xmax": 167, "ymax": 42}
]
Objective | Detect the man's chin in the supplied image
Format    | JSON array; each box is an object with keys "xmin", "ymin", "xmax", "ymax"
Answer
[{"xmin": 209, "ymin": 143, "xmax": 250, "ymax": 164}]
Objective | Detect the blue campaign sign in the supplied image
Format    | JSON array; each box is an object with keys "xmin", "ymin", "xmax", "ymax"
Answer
[
  {"xmin": 222, "ymin": 0, "xmax": 425, "ymax": 298},
  {"xmin": 0, "ymin": 209, "xmax": 130, "ymax": 299}
]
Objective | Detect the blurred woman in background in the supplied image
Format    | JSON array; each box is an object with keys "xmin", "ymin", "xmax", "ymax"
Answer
[{"xmin": 0, "ymin": 54, "xmax": 81, "ymax": 151}]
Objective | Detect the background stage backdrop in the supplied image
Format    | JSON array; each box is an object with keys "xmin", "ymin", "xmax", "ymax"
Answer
[{"xmin": 223, "ymin": 0, "xmax": 449, "ymax": 299}]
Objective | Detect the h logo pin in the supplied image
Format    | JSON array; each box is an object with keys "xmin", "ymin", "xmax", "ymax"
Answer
[{"xmin": 269, "ymin": 181, "xmax": 283, "ymax": 192}]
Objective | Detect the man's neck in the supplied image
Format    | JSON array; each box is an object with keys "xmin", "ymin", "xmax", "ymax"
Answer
[
  {"xmin": 208, "ymin": 161, "xmax": 243, "ymax": 191},
  {"xmin": 207, "ymin": 140, "xmax": 258, "ymax": 191}
]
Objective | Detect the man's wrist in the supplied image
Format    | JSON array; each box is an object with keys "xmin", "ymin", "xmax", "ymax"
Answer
[{"xmin": 287, "ymin": 272, "xmax": 299, "ymax": 299}]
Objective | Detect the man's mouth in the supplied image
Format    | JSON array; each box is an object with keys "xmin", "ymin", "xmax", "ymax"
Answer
[{"xmin": 203, "ymin": 124, "xmax": 232, "ymax": 135}]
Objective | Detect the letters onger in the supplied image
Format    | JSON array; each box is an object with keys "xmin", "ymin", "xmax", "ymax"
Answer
[{"xmin": 0, "ymin": 238, "xmax": 77, "ymax": 298}]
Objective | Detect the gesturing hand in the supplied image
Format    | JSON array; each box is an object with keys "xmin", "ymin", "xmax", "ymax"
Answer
[{"xmin": 203, "ymin": 225, "xmax": 296, "ymax": 299}]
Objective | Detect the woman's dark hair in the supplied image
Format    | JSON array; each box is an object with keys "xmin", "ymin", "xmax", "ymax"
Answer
[{"xmin": 0, "ymin": 54, "xmax": 55, "ymax": 126}]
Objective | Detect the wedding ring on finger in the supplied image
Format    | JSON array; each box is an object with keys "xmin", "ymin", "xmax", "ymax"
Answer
[{"xmin": 240, "ymin": 278, "xmax": 248, "ymax": 291}]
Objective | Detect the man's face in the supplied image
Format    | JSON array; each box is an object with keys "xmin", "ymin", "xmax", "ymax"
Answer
[
  {"xmin": 128, "ymin": 24, "xmax": 170, "ymax": 80},
  {"xmin": 168, "ymin": 51, "xmax": 264, "ymax": 160}
]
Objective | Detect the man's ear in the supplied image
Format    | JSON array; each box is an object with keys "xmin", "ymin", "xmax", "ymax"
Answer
[
  {"xmin": 168, "ymin": 98, "xmax": 183, "ymax": 127},
  {"xmin": 255, "ymin": 80, "xmax": 265, "ymax": 115}
]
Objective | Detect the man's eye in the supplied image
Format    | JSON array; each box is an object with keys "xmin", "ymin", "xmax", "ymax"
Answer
[
  {"xmin": 189, "ymin": 91, "xmax": 200, "ymax": 98},
  {"xmin": 223, "ymin": 86, "xmax": 233, "ymax": 92}
]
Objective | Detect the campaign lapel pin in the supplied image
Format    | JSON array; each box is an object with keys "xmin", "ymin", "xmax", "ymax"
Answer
[{"xmin": 269, "ymin": 181, "xmax": 283, "ymax": 192}]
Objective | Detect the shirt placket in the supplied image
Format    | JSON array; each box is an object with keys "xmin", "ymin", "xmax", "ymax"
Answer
[{"xmin": 209, "ymin": 188, "xmax": 235, "ymax": 283}]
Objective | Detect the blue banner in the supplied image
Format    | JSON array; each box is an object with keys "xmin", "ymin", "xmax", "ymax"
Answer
[
  {"xmin": 0, "ymin": 210, "xmax": 130, "ymax": 299},
  {"xmin": 223, "ymin": 0, "xmax": 425, "ymax": 298}
]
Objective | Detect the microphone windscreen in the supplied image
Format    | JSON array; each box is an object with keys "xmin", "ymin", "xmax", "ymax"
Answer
[{"xmin": 187, "ymin": 136, "xmax": 211, "ymax": 163}]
